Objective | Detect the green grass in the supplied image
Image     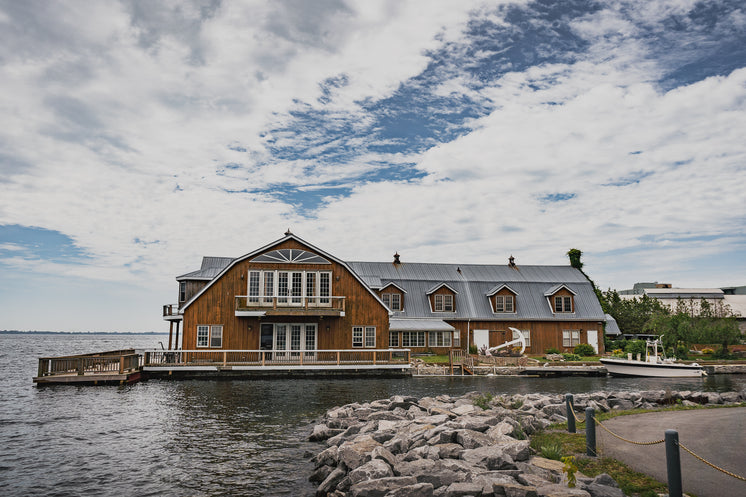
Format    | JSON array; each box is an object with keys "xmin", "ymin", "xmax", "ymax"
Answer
[
  {"xmin": 417, "ymin": 354, "xmax": 450, "ymax": 364},
  {"xmin": 529, "ymin": 430, "xmax": 667, "ymax": 497}
]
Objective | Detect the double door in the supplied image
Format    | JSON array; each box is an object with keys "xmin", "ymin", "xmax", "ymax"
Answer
[{"xmin": 260, "ymin": 323, "xmax": 317, "ymax": 360}]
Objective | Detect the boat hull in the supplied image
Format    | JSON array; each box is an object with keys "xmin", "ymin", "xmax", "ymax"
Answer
[{"xmin": 600, "ymin": 358, "xmax": 704, "ymax": 377}]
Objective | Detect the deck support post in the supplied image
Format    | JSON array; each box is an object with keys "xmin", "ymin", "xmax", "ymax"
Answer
[
  {"xmin": 168, "ymin": 321, "xmax": 173, "ymax": 350},
  {"xmin": 665, "ymin": 430, "xmax": 683, "ymax": 497},
  {"xmin": 566, "ymin": 394, "xmax": 575, "ymax": 433},
  {"xmin": 585, "ymin": 407, "xmax": 596, "ymax": 456},
  {"xmin": 174, "ymin": 321, "xmax": 180, "ymax": 350}
]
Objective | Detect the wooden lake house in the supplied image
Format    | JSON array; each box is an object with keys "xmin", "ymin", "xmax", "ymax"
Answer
[{"xmin": 161, "ymin": 232, "xmax": 605, "ymax": 363}]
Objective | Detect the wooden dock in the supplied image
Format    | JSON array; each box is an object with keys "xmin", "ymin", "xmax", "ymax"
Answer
[
  {"xmin": 522, "ymin": 365, "xmax": 607, "ymax": 377},
  {"xmin": 34, "ymin": 349, "xmax": 144, "ymax": 385}
]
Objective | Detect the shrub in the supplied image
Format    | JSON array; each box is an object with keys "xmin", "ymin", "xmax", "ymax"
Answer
[
  {"xmin": 713, "ymin": 347, "xmax": 734, "ymax": 359},
  {"xmin": 468, "ymin": 345, "xmax": 478, "ymax": 355},
  {"xmin": 675, "ymin": 345, "xmax": 689, "ymax": 360},
  {"xmin": 510, "ymin": 425, "xmax": 527, "ymax": 440},
  {"xmin": 624, "ymin": 340, "xmax": 646, "ymax": 357},
  {"xmin": 562, "ymin": 353, "xmax": 581, "ymax": 361},
  {"xmin": 540, "ymin": 443, "xmax": 563, "ymax": 460},
  {"xmin": 611, "ymin": 349, "xmax": 626, "ymax": 358},
  {"xmin": 701, "ymin": 348, "xmax": 714, "ymax": 355},
  {"xmin": 573, "ymin": 343, "xmax": 596, "ymax": 356},
  {"xmin": 545, "ymin": 347, "xmax": 560, "ymax": 354},
  {"xmin": 473, "ymin": 393, "xmax": 494, "ymax": 410}
]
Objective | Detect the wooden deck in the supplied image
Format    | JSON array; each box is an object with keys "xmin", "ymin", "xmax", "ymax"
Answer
[{"xmin": 34, "ymin": 348, "xmax": 411, "ymax": 384}]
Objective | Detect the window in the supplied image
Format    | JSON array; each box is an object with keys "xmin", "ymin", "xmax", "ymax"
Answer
[
  {"xmin": 554, "ymin": 295, "xmax": 572, "ymax": 313},
  {"xmin": 197, "ymin": 325, "xmax": 209, "ymax": 347},
  {"xmin": 495, "ymin": 295, "xmax": 514, "ymax": 313},
  {"xmin": 434, "ymin": 294, "xmax": 454, "ymax": 312},
  {"xmin": 429, "ymin": 331, "xmax": 452, "ymax": 347},
  {"xmin": 402, "ymin": 331, "xmax": 426, "ymax": 347},
  {"xmin": 352, "ymin": 326, "xmax": 364, "ymax": 347},
  {"xmin": 305, "ymin": 324, "xmax": 317, "ymax": 355},
  {"xmin": 248, "ymin": 271, "xmax": 260, "ymax": 303},
  {"xmin": 278, "ymin": 272, "xmax": 289, "ymax": 303},
  {"xmin": 306, "ymin": 272, "xmax": 316, "ymax": 305},
  {"xmin": 382, "ymin": 293, "xmax": 402, "ymax": 311},
  {"xmin": 391, "ymin": 293, "xmax": 401, "ymax": 311},
  {"xmin": 197, "ymin": 325, "xmax": 222, "ymax": 348},
  {"xmin": 319, "ymin": 272, "xmax": 330, "ymax": 304},
  {"xmin": 563, "ymin": 330, "xmax": 580, "ymax": 347},
  {"xmin": 179, "ymin": 281, "xmax": 186, "ymax": 302},
  {"xmin": 513, "ymin": 328, "xmax": 530, "ymax": 347},
  {"xmin": 453, "ymin": 330, "xmax": 460, "ymax": 347},
  {"xmin": 365, "ymin": 327, "xmax": 376, "ymax": 348},
  {"xmin": 263, "ymin": 271, "xmax": 274, "ymax": 304},
  {"xmin": 210, "ymin": 326, "xmax": 223, "ymax": 348},
  {"xmin": 389, "ymin": 331, "xmax": 399, "ymax": 347}
]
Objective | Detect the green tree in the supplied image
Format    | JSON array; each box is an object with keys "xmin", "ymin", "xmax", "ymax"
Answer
[{"xmin": 604, "ymin": 290, "xmax": 668, "ymax": 335}]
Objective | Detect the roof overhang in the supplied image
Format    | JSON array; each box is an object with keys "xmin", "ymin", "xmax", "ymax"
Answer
[{"xmin": 389, "ymin": 318, "xmax": 455, "ymax": 332}]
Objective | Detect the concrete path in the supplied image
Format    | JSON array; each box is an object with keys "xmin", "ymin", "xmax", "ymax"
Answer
[{"xmin": 595, "ymin": 408, "xmax": 746, "ymax": 497}]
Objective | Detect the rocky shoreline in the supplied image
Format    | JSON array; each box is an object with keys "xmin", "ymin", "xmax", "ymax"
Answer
[{"xmin": 307, "ymin": 389, "xmax": 746, "ymax": 497}]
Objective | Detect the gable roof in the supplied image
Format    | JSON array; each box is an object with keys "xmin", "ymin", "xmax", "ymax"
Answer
[
  {"xmin": 180, "ymin": 234, "xmax": 389, "ymax": 313},
  {"xmin": 486, "ymin": 283, "xmax": 519, "ymax": 296},
  {"xmin": 543, "ymin": 283, "xmax": 577, "ymax": 296}
]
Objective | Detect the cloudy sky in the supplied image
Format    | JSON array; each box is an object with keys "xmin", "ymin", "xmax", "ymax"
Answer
[{"xmin": 1, "ymin": 0, "xmax": 745, "ymax": 332}]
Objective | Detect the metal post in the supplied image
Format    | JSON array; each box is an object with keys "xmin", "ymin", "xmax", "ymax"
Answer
[
  {"xmin": 665, "ymin": 430, "xmax": 683, "ymax": 497},
  {"xmin": 585, "ymin": 407, "xmax": 596, "ymax": 456},
  {"xmin": 566, "ymin": 394, "xmax": 576, "ymax": 433}
]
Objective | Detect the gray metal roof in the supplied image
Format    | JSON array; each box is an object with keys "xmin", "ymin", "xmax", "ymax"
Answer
[
  {"xmin": 605, "ymin": 314, "xmax": 622, "ymax": 336},
  {"xmin": 389, "ymin": 318, "xmax": 455, "ymax": 331},
  {"xmin": 177, "ymin": 256, "xmax": 234, "ymax": 281},
  {"xmin": 347, "ymin": 261, "xmax": 605, "ymax": 322}
]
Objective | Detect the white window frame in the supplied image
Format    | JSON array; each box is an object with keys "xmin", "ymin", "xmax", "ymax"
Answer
[
  {"xmin": 210, "ymin": 325, "xmax": 223, "ymax": 348},
  {"xmin": 494, "ymin": 294, "xmax": 515, "ymax": 313},
  {"xmin": 352, "ymin": 326, "xmax": 364, "ymax": 348},
  {"xmin": 428, "ymin": 331, "xmax": 452, "ymax": 347},
  {"xmin": 248, "ymin": 270, "xmax": 332, "ymax": 307},
  {"xmin": 391, "ymin": 293, "xmax": 401, "ymax": 311},
  {"xmin": 562, "ymin": 329, "xmax": 580, "ymax": 347},
  {"xmin": 402, "ymin": 331, "xmax": 426, "ymax": 347},
  {"xmin": 179, "ymin": 281, "xmax": 186, "ymax": 302},
  {"xmin": 433, "ymin": 294, "xmax": 454, "ymax": 312},
  {"xmin": 364, "ymin": 326, "xmax": 376, "ymax": 348},
  {"xmin": 197, "ymin": 325, "xmax": 209, "ymax": 348},
  {"xmin": 389, "ymin": 331, "xmax": 399, "ymax": 347}
]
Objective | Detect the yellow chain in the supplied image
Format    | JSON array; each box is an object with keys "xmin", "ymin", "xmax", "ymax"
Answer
[
  {"xmin": 595, "ymin": 419, "xmax": 665, "ymax": 446},
  {"xmin": 679, "ymin": 443, "xmax": 746, "ymax": 482}
]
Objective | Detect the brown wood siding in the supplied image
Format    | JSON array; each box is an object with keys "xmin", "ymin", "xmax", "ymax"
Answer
[
  {"xmin": 181, "ymin": 239, "xmax": 389, "ymax": 350},
  {"xmin": 446, "ymin": 320, "xmax": 605, "ymax": 355},
  {"xmin": 179, "ymin": 280, "xmax": 207, "ymax": 305}
]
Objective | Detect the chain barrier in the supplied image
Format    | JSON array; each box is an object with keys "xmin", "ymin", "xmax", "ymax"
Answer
[
  {"xmin": 594, "ymin": 418, "xmax": 665, "ymax": 446},
  {"xmin": 679, "ymin": 443, "xmax": 746, "ymax": 482}
]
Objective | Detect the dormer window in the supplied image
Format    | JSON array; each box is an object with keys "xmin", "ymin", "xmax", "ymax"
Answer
[
  {"xmin": 487, "ymin": 284, "xmax": 518, "ymax": 314},
  {"xmin": 382, "ymin": 292, "xmax": 402, "ymax": 311},
  {"xmin": 545, "ymin": 284, "xmax": 576, "ymax": 314},
  {"xmin": 495, "ymin": 295, "xmax": 514, "ymax": 313},
  {"xmin": 434, "ymin": 294, "xmax": 454, "ymax": 312},
  {"xmin": 554, "ymin": 295, "xmax": 572, "ymax": 313}
]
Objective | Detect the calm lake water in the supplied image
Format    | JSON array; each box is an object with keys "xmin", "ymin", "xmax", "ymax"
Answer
[{"xmin": 1, "ymin": 333, "xmax": 744, "ymax": 496}]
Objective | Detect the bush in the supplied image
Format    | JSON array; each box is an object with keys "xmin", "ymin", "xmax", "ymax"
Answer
[
  {"xmin": 573, "ymin": 343, "xmax": 596, "ymax": 356},
  {"xmin": 545, "ymin": 347, "xmax": 560, "ymax": 354},
  {"xmin": 701, "ymin": 348, "xmax": 714, "ymax": 355},
  {"xmin": 468, "ymin": 345, "xmax": 478, "ymax": 355},
  {"xmin": 675, "ymin": 345, "xmax": 689, "ymax": 360},
  {"xmin": 540, "ymin": 443, "xmax": 563, "ymax": 460},
  {"xmin": 713, "ymin": 347, "xmax": 734, "ymax": 359},
  {"xmin": 562, "ymin": 353, "xmax": 581, "ymax": 361},
  {"xmin": 473, "ymin": 393, "xmax": 494, "ymax": 410},
  {"xmin": 624, "ymin": 340, "xmax": 646, "ymax": 357}
]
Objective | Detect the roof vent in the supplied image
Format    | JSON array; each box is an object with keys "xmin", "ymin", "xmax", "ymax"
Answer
[
  {"xmin": 393, "ymin": 252, "xmax": 401, "ymax": 265},
  {"xmin": 508, "ymin": 255, "xmax": 516, "ymax": 268},
  {"xmin": 284, "ymin": 228, "xmax": 292, "ymax": 236}
]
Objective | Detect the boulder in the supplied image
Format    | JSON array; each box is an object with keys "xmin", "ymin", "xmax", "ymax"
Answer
[
  {"xmin": 455, "ymin": 429, "xmax": 494, "ymax": 449},
  {"xmin": 316, "ymin": 466, "xmax": 347, "ymax": 496},
  {"xmin": 534, "ymin": 483, "xmax": 590, "ymax": 496},
  {"xmin": 313, "ymin": 445, "xmax": 339, "ymax": 468},
  {"xmin": 435, "ymin": 443, "xmax": 464, "ymax": 459},
  {"xmin": 349, "ymin": 459, "xmax": 395, "ymax": 485},
  {"xmin": 371, "ymin": 446, "xmax": 399, "ymax": 468},
  {"xmin": 339, "ymin": 435, "xmax": 383, "ymax": 470},
  {"xmin": 460, "ymin": 445, "xmax": 516, "ymax": 470},
  {"xmin": 385, "ymin": 483, "xmax": 435, "ymax": 497},
  {"xmin": 350, "ymin": 476, "xmax": 418, "ymax": 497},
  {"xmin": 309, "ymin": 424, "xmax": 344, "ymax": 441},
  {"xmin": 442, "ymin": 481, "xmax": 485, "ymax": 497}
]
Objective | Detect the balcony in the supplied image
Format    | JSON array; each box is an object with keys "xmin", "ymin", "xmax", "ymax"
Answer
[
  {"xmin": 162, "ymin": 304, "xmax": 183, "ymax": 321},
  {"xmin": 235, "ymin": 295, "xmax": 345, "ymax": 317}
]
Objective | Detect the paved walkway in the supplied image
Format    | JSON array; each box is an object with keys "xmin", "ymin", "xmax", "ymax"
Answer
[{"xmin": 595, "ymin": 408, "xmax": 746, "ymax": 497}]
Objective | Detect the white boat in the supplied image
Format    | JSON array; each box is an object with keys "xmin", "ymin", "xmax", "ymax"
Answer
[{"xmin": 600, "ymin": 338, "xmax": 704, "ymax": 377}]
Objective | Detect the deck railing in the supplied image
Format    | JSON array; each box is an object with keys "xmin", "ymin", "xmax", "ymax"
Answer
[
  {"xmin": 235, "ymin": 295, "xmax": 345, "ymax": 312},
  {"xmin": 37, "ymin": 351, "xmax": 142, "ymax": 378},
  {"xmin": 162, "ymin": 304, "xmax": 181, "ymax": 317},
  {"xmin": 143, "ymin": 349, "xmax": 410, "ymax": 367}
]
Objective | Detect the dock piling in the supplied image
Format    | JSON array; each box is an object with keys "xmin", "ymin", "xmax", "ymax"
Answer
[
  {"xmin": 585, "ymin": 407, "xmax": 596, "ymax": 457},
  {"xmin": 566, "ymin": 393, "xmax": 575, "ymax": 433}
]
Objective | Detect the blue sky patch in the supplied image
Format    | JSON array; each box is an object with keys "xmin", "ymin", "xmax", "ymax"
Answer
[
  {"xmin": 540, "ymin": 192, "xmax": 576, "ymax": 203},
  {"xmin": 0, "ymin": 224, "xmax": 90, "ymax": 263}
]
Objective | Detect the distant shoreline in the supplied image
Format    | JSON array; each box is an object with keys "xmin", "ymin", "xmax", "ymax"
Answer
[{"xmin": 0, "ymin": 330, "xmax": 168, "ymax": 335}]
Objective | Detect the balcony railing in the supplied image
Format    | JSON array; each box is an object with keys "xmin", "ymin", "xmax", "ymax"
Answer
[
  {"xmin": 235, "ymin": 295, "xmax": 345, "ymax": 315},
  {"xmin": 143, "ymin": 349, "xmax": 410, "ymax": 367},
  {"xmin": 162, "ymin": 304, "xmax": 182, "ymax": 319},
  {"xmin": 37, "ymin": 350, "xmax": 142, "ymax": 378}
]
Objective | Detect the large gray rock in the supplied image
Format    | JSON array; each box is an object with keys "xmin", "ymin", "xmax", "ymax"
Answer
[
  {"xmin": 316, "ymin": 466, "xmax": 347, "ymax": 496},
  {"xmin": 310, "ymin": 424, "xmax": 344, "ymax": 441},
  {"xmin": 534, "ymin": 483, "xmax": 590, "ymax": 496},
  {"xmin": 349, "ymin": 459, "xmax": 395, "ymax": 485},
  {"xmin": 460, "ymin": 445, "xmax": 516, "ymax": 470},
  {"xmin": 339, "ymin": 435, "xmax": 383, "ymax": 470},
  {"xmin": 581, "ymin": 484, "xmax": 624, "ymax": 497},
  {"xmin": 314, "ymin": 445, "xmax": 339, "ymax": 468},
  {"xmin": 350, "ymin": 476, "xmax": 418, "ymax": 497},
  {"xmin": 395, "ymin": 458, "xmax": 438, "ymax": 478},
  {"xmin": 442, "ymin": 481, "xmax": 485, "ymax": 497},
  {"xmin": 371, "ymin": 446, "xmax": 398, "ymax": 468},
  {"xmin": 607, "ymin": 398, "xmax": 634, "ymax": 411},
  {"xmin": 500, "ymin": 440, "xmax": 531, "ymax": 462},
  {"xmin": 385, "ymin": 483, "xmax": 435, "ymax": 497},
  {"xmin": 455, "ymin": 429, "xmax": 494, "ymax": 449},
  {"xmin": 435, "ymin": 443, "xmax": 464, "ymax": 459}
]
